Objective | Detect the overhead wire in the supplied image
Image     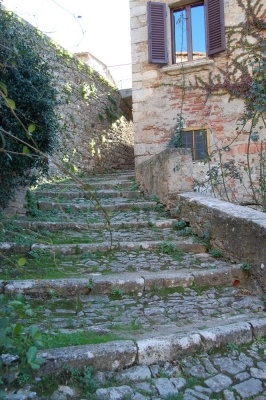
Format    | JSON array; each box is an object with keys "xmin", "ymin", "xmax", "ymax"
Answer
[{"xmin": 49, "ymin": 0, "xmax": 86, "ymax": 48}]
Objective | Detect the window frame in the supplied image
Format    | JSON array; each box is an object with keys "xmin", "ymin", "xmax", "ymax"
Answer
[
  {"xmin": 182, "ymin": 127, "xmax": 210, "ymax": 161},
  {"xmin": 171, "ymin": 2, "xmax": 205, "ymax": 64},
  {"xmin": 147, "ymin": 0, "xmax": 226, "ymax": 66}
]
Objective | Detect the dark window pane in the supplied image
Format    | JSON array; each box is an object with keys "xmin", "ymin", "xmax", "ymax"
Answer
[
  {"xmin": 183, "ymin": 131, "xmax": 193, "ymax": 149},
  {"xmin": 191, "ymin": 4, "xmax": 206, "ymax": 59},
  {"xmin": 194, "ymin": 130, "xmax": 207, "ymax": 160},
  {"xmin": 173, "ymin": 9, "xmax": 188, "ymax": 62}
]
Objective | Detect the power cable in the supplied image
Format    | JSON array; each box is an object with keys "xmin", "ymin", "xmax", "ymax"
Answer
[{"xmin": 49, "ymin": 0, "xmax": 86, "ymax": 48}]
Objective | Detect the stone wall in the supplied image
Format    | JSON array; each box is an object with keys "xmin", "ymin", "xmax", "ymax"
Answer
[
  {"xmin": 136, "ymin": 148, "xmax": 209, "ymax": 209},
  {"xmin": 4, "ymin": 10, "xmax": 134, "ymax": 176},
  {"xmin": 176, "ymin": 193, "xmax": 266, "ymax": 290},
  {"xmin": 130, "ymin": 0, "xmax": 265, "ymax": 204},
  {"xmin": 1, "ymin": 10, "xmax": 135, "ymax": 216}
]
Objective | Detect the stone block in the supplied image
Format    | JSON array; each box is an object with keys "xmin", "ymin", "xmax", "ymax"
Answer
[
  {"xmin": 39, "ymin": 340, "xmax": 137, "ymax": 374},
  {"xmin": 249, "ymin": 318, "xmax": 266, "ymax": 339},
  {"xmin": 171, "ymin": 333, "xmax": 202, "ymax": 358},
  {"xmin": 200, "ymin": 322, "xmax": 252, "ymax": 351},
  {"xmin": 137, "ymin": 336, "xmax": 174, "ymax": 365}
]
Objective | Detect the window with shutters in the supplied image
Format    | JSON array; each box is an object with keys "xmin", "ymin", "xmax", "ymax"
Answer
[
  {"xmin": 182, "ymin": 128, "xmax": 209, "ymax": 161},
  {"xmin": 147, "ymin": 0, "xmax": 225, "ymax": 65}
]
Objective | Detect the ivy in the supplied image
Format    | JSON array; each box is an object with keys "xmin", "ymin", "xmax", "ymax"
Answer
[{"xmin": 0, "ymin": 6, "xmax": 59, "ymax": 208}]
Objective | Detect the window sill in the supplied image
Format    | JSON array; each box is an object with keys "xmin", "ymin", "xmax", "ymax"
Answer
[{"xmin": 162, "ymin": 59, "xmax": 214, "ymax": 75}]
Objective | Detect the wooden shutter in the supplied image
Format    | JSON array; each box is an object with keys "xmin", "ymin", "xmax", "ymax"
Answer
[
  {"xmin": 205, "ymin": 0, "xmax": 226, "ymax": 56},
  {"xmin": 147, "ymin": 2, "xmax": 168, "ymax": 64}
]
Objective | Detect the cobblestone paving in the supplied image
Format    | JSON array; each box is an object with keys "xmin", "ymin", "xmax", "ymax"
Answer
[
  {"xmin": 57, "ymin": 251, "xmax": 238, "ymax": 274},
  {"xmin": 93, "ymin": 341, "xmax": 266, "ymax": 400},
  {"xmin": 31, "ymin": 285, "xmax": 264, "ymax": 340}
]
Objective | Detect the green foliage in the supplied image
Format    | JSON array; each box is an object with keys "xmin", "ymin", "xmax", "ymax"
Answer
[
  {"xmin": 168, "ymin": 114, "xmax": 185, "ymax": 149},
  {"xmin": 110, "ymin": 287, "xmax": 124, "ymax": 297},
  {"xmin": 158, "ymin": 242, "xmax": 177, "ymax": 254},
  {"xmin": 62, "ymin": 365, "xmax": 97, "ymax": 399},
  {"xmin": 0, "ymin": 294, "xmax": 43, "ymax": 390},
  {"xmin": 0, "ymin": 7, "xmax": 59, "ymax": 209},
  {"xmin": 241, "ymin": 262, "xmax": 252, "ymax": 272},
  {"xmin": 80, "ymin": 83, "xmax": 97, "ymax": 100},
  {"xmin": 173, "ymin": 220, "xmax": 188, "ymax": 230},
  {"xmin": 208, "ymin": 248, "xmax": 223, "ymax": 258}
]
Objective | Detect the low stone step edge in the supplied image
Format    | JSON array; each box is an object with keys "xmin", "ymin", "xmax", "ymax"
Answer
[
  {"xmin": 0, "ymin": 239, "xmax": 206, "ymax": 255},
  {"xmin": 1, "ymin": 219, "xmax": 176, "ymax": 231},
  {"xmin": 37, "ymin": 200, "xmax": 157, "ymax": 212},
  {"xmin": 1, "ymin": 265, "xmax": 246, "ymax": 296},
  {"xmin": 37, "ymin": 318, "xmax": 266, "ymax": 375}
]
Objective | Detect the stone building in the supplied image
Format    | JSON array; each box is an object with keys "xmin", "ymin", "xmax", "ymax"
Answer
[{"xmin": 130, "ymin": 0, "xmax": 266, "ymax": 208}]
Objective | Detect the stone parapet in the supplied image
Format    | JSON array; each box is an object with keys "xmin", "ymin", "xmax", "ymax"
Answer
[{"xmin": 176, "ymin": 192, "xmax": 266, "ymax": 289}]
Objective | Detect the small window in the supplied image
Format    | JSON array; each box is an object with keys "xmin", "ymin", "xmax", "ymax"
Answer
[
  {"xmin": 172, "ymin": 3, "xmax": 206, "ymax": 63},
  {"xmin": 181, "ymin": 129, "xmax": 208, "ymax": 160}
]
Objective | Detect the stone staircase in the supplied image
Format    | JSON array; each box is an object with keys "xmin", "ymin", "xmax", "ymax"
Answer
[{"xmin": 1, "ymin": 170, "xmax": 266, "ymax": 399}]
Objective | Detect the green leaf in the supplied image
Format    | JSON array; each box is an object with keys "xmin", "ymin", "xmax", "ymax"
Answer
[
  {"xmin": 4, "ymin": 98, "xmax": 16, "ymax": 110},
  {"xmin": 13, "ymin": 323, "xmax": 22, "ymax": 335},
  {"xmin": 18, "ymin": 257, "xmax": 26, "ymax": 267},
  {"xmin": 8, "ymin": 300, "xmax": 23, "ymax": 307},
  {"xmin": 29, "ymin": 325, "xmax": 39, "ymax": 338},
  {"xmin": 26, "ymin": 346, "xmax": 37, "ymax": 363},
  {"xmin": 25, "ymin": 308, "xmax": 34, "ymax": 317},
  {"xmin": 0, "ymin": 82, "xmax": 8, "ymax": 96},
  {"xmin": 23, "ymin": 146, "xmax": 30, "ymax": 155},
  {"xmin": 27, "ymin": 123, "xmax": 36, "ymax": 134},
  {"xmin": 29, "ymin": 360, "xmax": 42, "ymax": 370},
  {"xmin": 16, "ymin": 294, "xmax": 24, "ymax": 302}
]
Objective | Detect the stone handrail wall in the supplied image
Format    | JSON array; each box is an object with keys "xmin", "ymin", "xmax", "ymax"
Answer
[{"xmin": 175, "ymin": 192, "xmax": 266, "ymax": 290}]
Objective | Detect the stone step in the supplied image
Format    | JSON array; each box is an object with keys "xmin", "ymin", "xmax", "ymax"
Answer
[
  {"xmin": 37, "ymin": 200, "xmax": 157, "ymax": 212},
  {"xmin": 32, "ymin": 189, "xmax": 142, "ymax": 199},
  {"xmin": 43, "ymin": 179, "xmax": 135, "ymax": 190},
  {"xmin": 38, "ymin": 315, "xmax": 266, "ymax": 374},
  {"xmin": 36, "ymin": 317, "xmax": 266, "ymax": 376},
  {"xmin": 0, "ymin": 238, "xmax": 205, "ymax": 256},
  {"xmin": 3, "ymin": 218, "xmax": 176, "ymax": 231},
  {"xmin": 1, "ymin": 222, "xmax": 196, "ymax": 245},
  {"xmin": 1, "ymin": 265, "xmax": 246, "ymax": 296}
]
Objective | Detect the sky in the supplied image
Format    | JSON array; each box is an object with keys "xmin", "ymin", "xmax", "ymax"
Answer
[{"xmin": 1, "ymin": 0, "xmax": 132, "ymax": 88}]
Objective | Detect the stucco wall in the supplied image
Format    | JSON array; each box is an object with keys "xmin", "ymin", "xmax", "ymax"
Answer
[{"xmin": 130, "ymin": 0, "xmax": 265, "ymax": 204}]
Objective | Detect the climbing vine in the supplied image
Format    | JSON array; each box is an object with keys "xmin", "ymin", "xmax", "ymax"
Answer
[{"xmin": 168, "ymin": 0, "xmax": 266, "ymax": 209}]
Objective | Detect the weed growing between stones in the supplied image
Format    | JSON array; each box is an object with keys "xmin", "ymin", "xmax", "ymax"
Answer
[
  {"xmin": 208, "ymin": 248, "xmax": 223, "ymax": 258},
  {"xmin": 241, "ymin": 262, "xmax": 252, "ymax": 272},
  {"xmin": 157, "ymin": 243, "xmax": 185, "ymax": 261},
  {"xmin": 110, "ymin": 287, "xmax": 125, "ymax": 298}
]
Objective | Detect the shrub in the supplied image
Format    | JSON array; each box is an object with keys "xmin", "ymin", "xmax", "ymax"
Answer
[{"xmin": 0, "ymin": 6, "xmax": 59, "ymax": 208}]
